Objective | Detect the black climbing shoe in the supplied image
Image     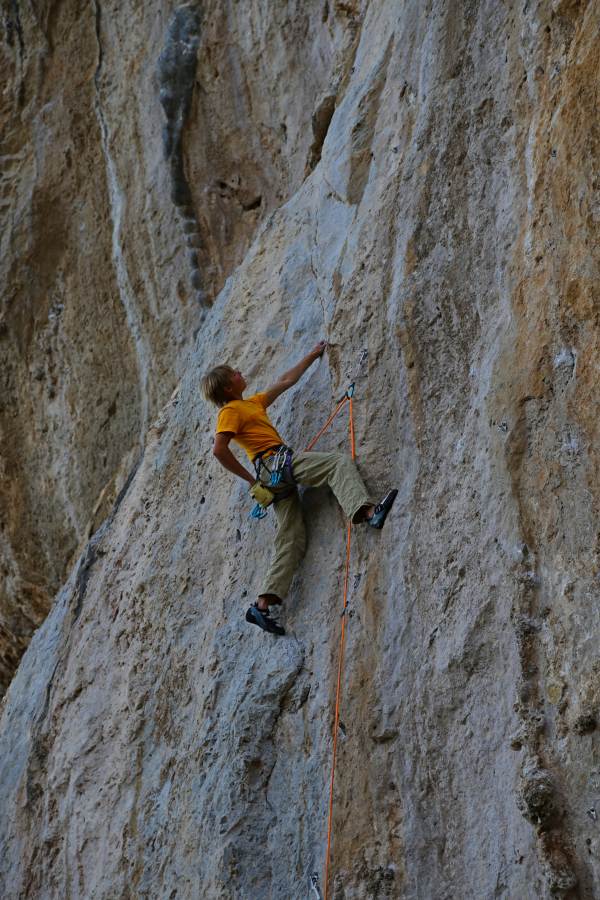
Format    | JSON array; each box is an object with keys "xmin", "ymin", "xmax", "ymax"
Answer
[
  {"xmin": 245, "ymin": 604, "xmax": 285, "ymax": 636},
  {"xmin": 367, "ymin": 489, "xmax": 398, "ymax": 529}
]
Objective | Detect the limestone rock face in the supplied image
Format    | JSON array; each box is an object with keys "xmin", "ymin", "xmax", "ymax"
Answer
[
  {"xmin": 1, "ymin": 1, "xmax": 599, "ymax": 898},
  {"xmin": 0, "ymin": 0, "xmax": 346, "ymax": 694}
]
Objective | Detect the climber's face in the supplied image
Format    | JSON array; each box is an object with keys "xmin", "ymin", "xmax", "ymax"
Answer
[{"xmin": 226, "ymin": 369, "xmax": 246, "ymax": 398}]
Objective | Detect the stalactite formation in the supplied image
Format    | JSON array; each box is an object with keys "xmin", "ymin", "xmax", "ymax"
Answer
[{"xmin": 156, "ymin": 3, "xmax": 207, "ymax": 307}]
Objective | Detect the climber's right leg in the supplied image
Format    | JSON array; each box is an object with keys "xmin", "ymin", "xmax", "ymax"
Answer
[{"xmin": 246, "ymin": 490, "xmax": 306, "ymax": 636}]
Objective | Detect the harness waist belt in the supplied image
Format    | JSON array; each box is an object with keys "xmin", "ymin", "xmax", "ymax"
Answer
[
  {"xmin": 252, "ymin": 444, "xmax": 285, "ymax": 464},
  {"xmin": 253, "ymin": 445, "xmax": 295, "ymax": 490}
]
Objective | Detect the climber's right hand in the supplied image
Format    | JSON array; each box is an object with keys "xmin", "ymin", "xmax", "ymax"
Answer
[{"xmin": 250, "ymin": 481, "xmax": 275, "ymax": 508}]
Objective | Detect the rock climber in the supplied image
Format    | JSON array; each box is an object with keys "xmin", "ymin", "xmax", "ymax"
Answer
[{"xmin": 201, "ymin": 342, "xmax": 397, "ymax": 635}]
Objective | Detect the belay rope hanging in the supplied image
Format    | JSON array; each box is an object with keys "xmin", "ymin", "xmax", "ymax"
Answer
[{"xmin": 303, "ymin": 369, "xmax": 363, "ymax": 900}]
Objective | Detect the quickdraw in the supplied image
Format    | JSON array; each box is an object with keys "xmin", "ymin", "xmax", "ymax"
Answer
[{"xmin": 256, "ymin": 445, "xmax": 295, "ymax": 487}]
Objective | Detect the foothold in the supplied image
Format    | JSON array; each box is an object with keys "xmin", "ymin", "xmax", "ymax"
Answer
[
  {"xmin": 588, "ymin": 808, "xmax": 597, "ymax": 822},
  {"xmin": 573, "ymin": 712, "xmax": 597, "ymax": 735},
  {"xmin": 191, "ymin": 271, "xmax": 202, "ymax": 291},
  {"xmin": 370, "ymin": 727, "xmax": 399, "ymax": 744},
  {"xmin": 544, "ymin": 857, "xmax": 577, "ymax": 895},
  {"xmin": 241, "ymin": 195, "xmax": 262, "ymax": 212},
  {"xmin": 509, "ymin": 732, "xmax": 523, "ymax": 751},
  {"xmin": 518, "ymin": 761, "xmax": 558, "ymax": 828}
]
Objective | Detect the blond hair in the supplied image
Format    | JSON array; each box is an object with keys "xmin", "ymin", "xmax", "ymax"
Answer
[{"xmin": 201, "ymin": 365, "xmax": 236, "ymax": 407}]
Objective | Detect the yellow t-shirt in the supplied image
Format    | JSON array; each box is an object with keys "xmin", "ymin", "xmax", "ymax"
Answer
[{"xmin": 216, "ymin": 392, "xmax": 285, "ymax": 460}]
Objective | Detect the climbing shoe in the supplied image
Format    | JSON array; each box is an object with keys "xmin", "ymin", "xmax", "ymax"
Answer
[
  {"xmin": 367, "ymin": 489, "xmax": 398, "ymax": 529},
  {"xmin": 245, "ymin": 603, "xmax": 285, "ymax": 636}
]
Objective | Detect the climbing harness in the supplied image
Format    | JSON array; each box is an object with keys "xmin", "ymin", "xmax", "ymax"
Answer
[
  {"xmin": 255, "ymin": 444, "xmax": 295, "ymax": 487},
  {"xmin": 250, "ymin": 444, "xmax": 296, "ymax": 519}
]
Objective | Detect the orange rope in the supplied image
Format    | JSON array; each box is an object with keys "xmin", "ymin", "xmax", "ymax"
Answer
[
  {"xmin": 305, "ymin": 396, "xmax": 348, "ymax": 452},
  {"xmin": 324, "ymin": 516, "xmax": 352, "ymax": 900},
  {"xmin": 304, "ymin": 391, "xmax": 356, "ymax": 900}
]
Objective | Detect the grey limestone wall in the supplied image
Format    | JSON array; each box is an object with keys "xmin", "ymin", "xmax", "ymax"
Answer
[{"xmin": 1, "ymin": 1, "xmax": 599, "ymax": 897}]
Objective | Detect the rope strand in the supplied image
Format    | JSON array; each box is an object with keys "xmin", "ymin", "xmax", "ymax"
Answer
[
  {"xmin": 305, "ymin": 396, "xmax": 348, "ymax": 452},
  {"xmin": 303, "ymin": 389, "xmax": 356, "ymax": 900}
]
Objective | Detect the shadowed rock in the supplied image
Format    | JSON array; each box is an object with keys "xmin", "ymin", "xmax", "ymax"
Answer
[{"xmin": 157, "ymin": 3, "xmax": 208, "ymax": 306}]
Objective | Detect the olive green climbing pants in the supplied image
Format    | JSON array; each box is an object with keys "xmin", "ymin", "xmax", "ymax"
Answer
[{"xmin": 258, "ymin": 450, "xmax": 373, "ymax": 601}]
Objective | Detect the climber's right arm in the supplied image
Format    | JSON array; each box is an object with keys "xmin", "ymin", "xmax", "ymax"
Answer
[{"xmin": 213, "ymin": 432, "xmax": 256, "ymax": 485}]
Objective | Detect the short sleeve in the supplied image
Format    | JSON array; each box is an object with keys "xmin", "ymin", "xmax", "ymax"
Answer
[
  {"xmin": 216, "ymin": 405, "xmax": 241, "ymax": 435},
  {"xmin": 250, "ymin": 392, "xmax": 269, "ymax": 408}
]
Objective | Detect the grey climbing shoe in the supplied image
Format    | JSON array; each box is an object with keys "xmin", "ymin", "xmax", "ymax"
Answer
[
  {"xmin": 367, "ymin": 489, "xmax": 398, "ymax": 529},
  {"xmin": 245, "ymin": 603, "xmax": 285, "ymax": 636}
]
